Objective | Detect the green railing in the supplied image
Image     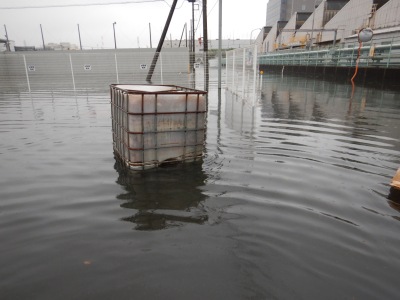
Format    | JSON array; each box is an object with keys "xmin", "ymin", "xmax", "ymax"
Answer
[{"xmin": 259, "ymin": 42, "xmax": 400, "ymax": 69}]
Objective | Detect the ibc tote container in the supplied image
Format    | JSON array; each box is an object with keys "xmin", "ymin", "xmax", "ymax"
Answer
[{"xmin": 110, "ymin": 84, "xmax": 207, "ymax": 170}]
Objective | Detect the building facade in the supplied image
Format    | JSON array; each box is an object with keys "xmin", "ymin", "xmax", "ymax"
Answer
[{"xmin": 266, "ymin": 0, "xmax": 324, "ymax": 26}]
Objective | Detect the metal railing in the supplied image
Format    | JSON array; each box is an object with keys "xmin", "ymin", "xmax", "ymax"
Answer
[{"xmin": 259, "ymin": 39, "xmax": 400, "ymax": 69}]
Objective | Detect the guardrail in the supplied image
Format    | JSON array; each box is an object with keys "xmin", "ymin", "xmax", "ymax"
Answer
[{"xmin": 259, "ymin": 43, "xmax": 400, "ymax": 69}]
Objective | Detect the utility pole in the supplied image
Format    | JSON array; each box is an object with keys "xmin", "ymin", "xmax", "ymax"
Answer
[
  {"xmin": 77, "ymin": 24, "xmax": 82, "ymax": 50},
  {"xmin": 218, "ymin": 0, "xmax": 222, "ymax": 91},
  {"xmin": 4, "ymin": 25, "xmax": 10, "ymax": 51},
  {"xmin": 203, "ymin": 0, "xmax": 209, "ymax": 91},
  {"xmin": 178, "ymin": 23, "xmax": 187, "ymax": 47},
  {"xmin": 113, "ymin": 22, "xmax": 117, "ymax": 49},
  {"xmin": 310, "ymin": 0, "xmax": 317, "ymax": 49},
  {"xmin": 185, "ymin": 22, "xmax": 188, "ymax": 47},
  {"xmin": 146, "ymin": 0, "xmax": 178, "ymax": 82},
  {"xmin": 189, "ymin": 0, "xmax": 196, "ymax": 74},
  {"xmin": 149, "ymin": 23, "xmax": 153, "ymax": 48},
  {"xmin": 40, "ymin": 24, "xmax": 45, "ymax": 50}
]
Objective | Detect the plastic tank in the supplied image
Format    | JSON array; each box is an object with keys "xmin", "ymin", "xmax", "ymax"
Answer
[{"xmin": 110, "ymin": 84, "xmax": 207, "ymax": 170}]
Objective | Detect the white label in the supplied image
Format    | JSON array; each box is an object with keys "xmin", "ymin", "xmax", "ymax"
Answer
[
  {"xmin": 28, "ymin": 65, "xmax": 35, "ymax": 71},
  {"xmin": 84, "ymin": 64, "xmax": 92, "ymax": 71},
  {"xmin": 140, "ymin": 64, "xmax": 148, "ymax": 70},
  {"xmin": 194, "ymin": 63, "xmax": 200, "ymax": 69}
]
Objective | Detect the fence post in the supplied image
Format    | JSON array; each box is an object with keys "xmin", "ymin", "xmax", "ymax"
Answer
[
  {"xmin": 252, "ymin": 44, "xmax": 257, "ymax": 107},
  {"xmin": 350, "ymin": 43, "xmax": 355, "ymax": 67},
  {"xmin": 160, "ymin": 52, "xmax": 164, "ymax": 85},
  {"xmin": 69, "ymin": 54, "xmax": 76, "ymax": 91},
  {"xmin": 114, "ymin": 52, "xmax": 119, "ymax": 84},
  {"xmin": 22, "ymin": 55, "xmax": 31, "ymax": 93},
  {"xmin": 242, "ymin": 48, "xmax": 246, "ymax": 98},
  {"xmin": 225, "ymin": 51, "xmax": 229, "ymax": 88},
  {"xmin": 232, "ymin": 50, "xmax": 236, "ymax": 88},
  {"xmin": 387, "ymin": 37, "xmax": 394, "ymax": 68}
]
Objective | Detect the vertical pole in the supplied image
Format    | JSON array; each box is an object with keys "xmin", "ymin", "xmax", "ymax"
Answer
[
  {"xmin": 146, "ymin": 0, "xmax": 178, "ymax": 83},
  {"xmin": 203, "ymin": 0, "xmax": 209, "ymax": 91},
  {"xmin": 23, "ymin": 55, "xmax": 31, "ymax": 93},
  {"xmin": 160, "ymin": 52, "xmax": 164, "ymax": 84},
  {"xmin": 190, "ymin": 1, "xmax": 196, "ymax": 88},
  {"xmin": 225, "ymin": 51, "xmax": 229, "ymax": 87},
  {"xmin": 69, "ymin": 54, "xmax": 76, "ymax": 91},
  {"xmin": 232, "ymin": 51, "xmax": 235, "ymax": 91},
  {"xmin": 40, "ymin": 24, "xmax": 45, "ymax": 50},
  {"xmin": 4, "ymin": 25, "xmax": 10, "ymax": 51},
  {"xmin": 350, "ymin": 44, "xmax": 355, "ymax": 67},
  {"xmin": 149, "ymin": 23, "xmax": 153, "ymax": 48},
  {"xmin": 242, "ymin": 48, "xmax": 246, "ymax": 97},
  {"xmin": 387, "ymin": 37, "xmax": 393, "ymax": 68},
  {"xmin": 185, "ymin": 22, "xmax": 188, "ymax": 47},
  {"xmin": 77, "ymin": 24, "xmax": 82, "ymax": 50},
  {"xmin": 252, "ymin": 44, "xmax": 257, "ymax": 107},
  {"xmin": 190, "ymin": 1, "xmax": 195, "ymax": 74},
  {"xmin": 178, "ymin": 23, "xmax": 186, "ymax": 47},
  {"xmin": 310, "ymin": 0, "xmax": 317, "ymax": 49},
  {"xmin": 333, "ymin": 29, "xmax": 337, "ymax": 48},
  {"xmin": 218, "ymin": 0, "xmax": 222, "ymax": 91},
  {"xmin": 115, "ymin": 53, "xmax": 119, "ymax": 83},
  {"xmin": 113, "ymin": 22, "xmax": 117, "ymax": 49}
]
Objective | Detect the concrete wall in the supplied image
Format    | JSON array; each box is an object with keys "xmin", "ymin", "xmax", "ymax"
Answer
[
  {"xmin": 0, "ymin": 48, "xmax": 190, "ymax": 92},
  {"xmin": 294, "ymin": 1, "xmax": 326, "ymax": 44},
  {"xmin": 322, "ymin": 0, "xmax": 374, "ymax": 42},
  {"xmin": 279, "ymin": 13, "xmax": 300, "ymax": 47},
  {"xmin": 263, "ymin": 21, "xmax": 288, "ymax": 52},
  {"xmin": 278, "ymin": 12, "xmax": 312, "ymax": 47},
  {"xmin": 266, "ymin": 0, "xmax": 323, "ymax": 26},
  {"xmin": 374, "ymin": 0, "xmax": 400, "ymax": 28}
]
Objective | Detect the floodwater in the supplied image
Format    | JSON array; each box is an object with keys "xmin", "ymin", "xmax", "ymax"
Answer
[{"xmin": 1, "ymin": 74, "xmax": 400, "ymax": 300}]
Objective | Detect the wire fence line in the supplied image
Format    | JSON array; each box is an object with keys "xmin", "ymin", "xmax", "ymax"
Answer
[
  {"xmin": 1, "ymin": 47, "xmax": 263, "ymax": 94},
  {"xmin": 225, "ymin": 45, "xmax": 262, "ymax": 107},
  {"xmin": 0, "ymin": 48, "xmax": 206, "ymax": 92}
]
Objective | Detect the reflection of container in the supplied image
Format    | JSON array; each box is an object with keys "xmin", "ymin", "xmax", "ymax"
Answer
[
  {"xmin": 114, "ymin": 159, "xmax": 208, "ymax": 230},
  {"xmin": 110, "ymin": 84, "xmax": 207, "ymax": 170}
]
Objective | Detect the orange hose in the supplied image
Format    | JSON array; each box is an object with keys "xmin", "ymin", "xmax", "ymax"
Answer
[{"xmin": 351, "ymin": 42, "xmax": 362, "ymax": 85}]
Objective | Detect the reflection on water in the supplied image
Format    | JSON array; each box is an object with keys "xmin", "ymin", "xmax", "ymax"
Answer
[
  {"xmin": 1, "ymin": 75, "xmax": 400, "ymax": 299},
  {"xmin": 114, "ymin": 157, "xmax": 208, "ymax": 230},
  {"xmin": 217, "ymin": 76, "xmax": 400, "ymax": 299},
  {"xmin": 388, "ymin": 188, "xmax": 400, "ymax": 215}
]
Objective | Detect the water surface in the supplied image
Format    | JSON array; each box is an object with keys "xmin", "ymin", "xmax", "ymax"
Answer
[{"xmin": 1, "ymin": 75, "xmax": 400, "ymax": 299}]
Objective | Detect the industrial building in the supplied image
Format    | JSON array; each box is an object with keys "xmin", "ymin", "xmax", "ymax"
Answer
[
  {"xmin": 266, "ymin": 0, "xmax": 324, "ymax": 26},
  {"xmin": 259, "ymin": 0, "xmax": 400, "ymax": 53}
]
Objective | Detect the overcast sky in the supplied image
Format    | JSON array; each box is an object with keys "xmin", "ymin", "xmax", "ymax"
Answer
[{"xmin": 1, "ymin": 0, "xmax": 268, "ymax": 49}]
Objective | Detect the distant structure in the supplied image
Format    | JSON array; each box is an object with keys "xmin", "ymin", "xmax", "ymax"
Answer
[
  {"xmin": 259, "ymin": 0, "xmax": 400, "ymax": 53},
  {"xmin": 0, "ymin": 39, "xmax": 15, "ymax": 51},
  {"xmin": 45, "ymin": 42, "xmax": 79, "ymax": 51},
  {"xmin": 162, "ymin": 39, "xmax": 252, "ymax": 52},
  {"xmin": 1, "ymin": 41, "xmax": 79, "ymax": 52},
  {"xmin": 266, "ymin": 0, "xmax": 324, "ymax": 26}
]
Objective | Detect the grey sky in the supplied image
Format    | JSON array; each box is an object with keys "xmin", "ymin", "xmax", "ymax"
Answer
[{"xmin": 1, "ymin": 0, "xmax": 268, "ymax": 49}]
